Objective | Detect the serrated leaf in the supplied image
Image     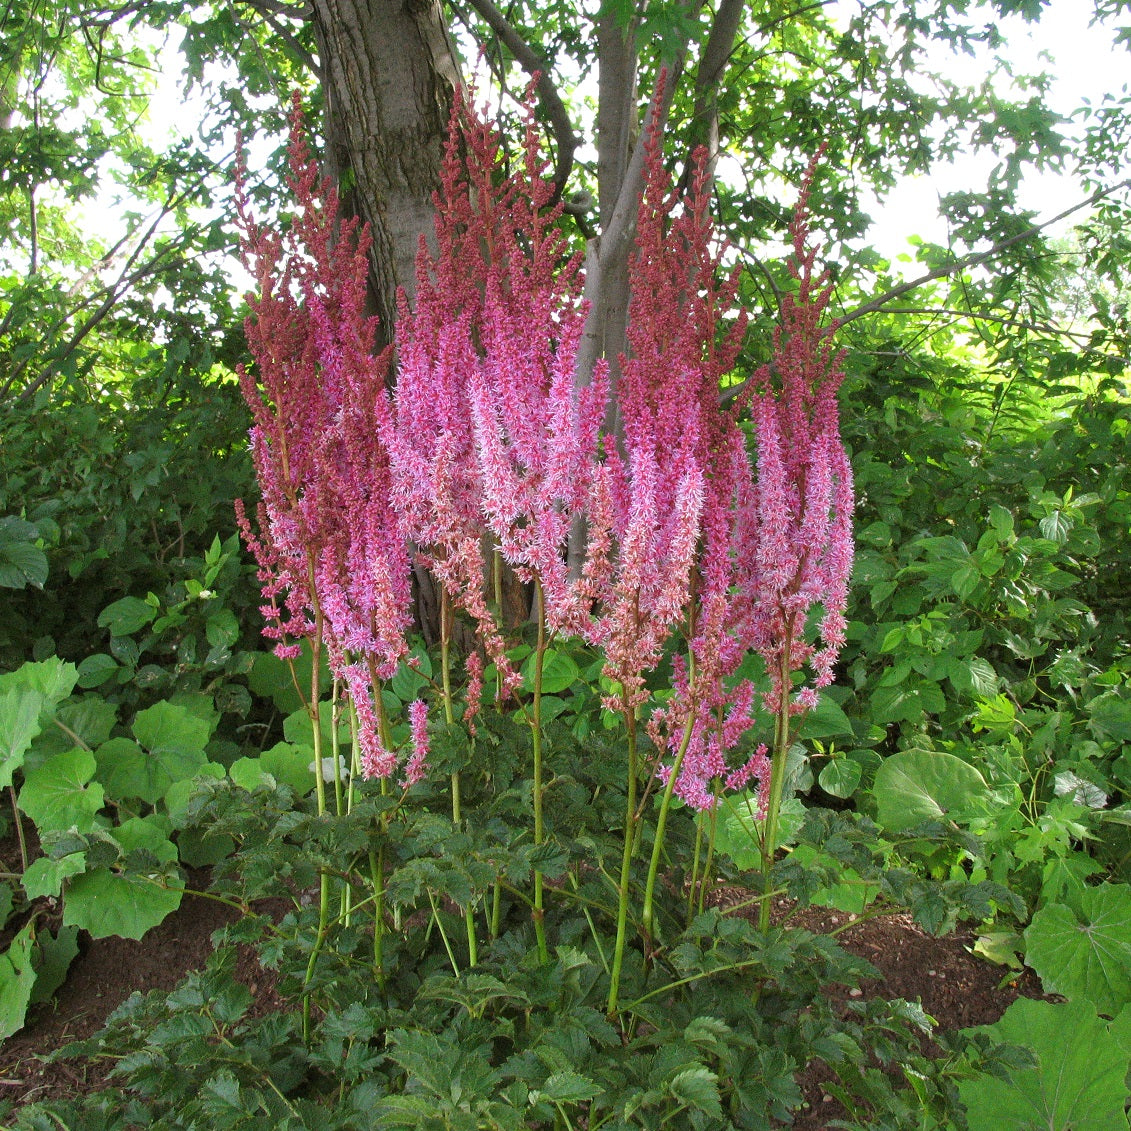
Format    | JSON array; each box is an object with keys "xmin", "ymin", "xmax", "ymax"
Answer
[
  {"xmin": 951, "ymin": 561, "xmax": 980, "ymax": 600},
  {"xmin": 1053, "ymin": 771, "xmax": 1107, "ymax": 809},
  {"xmin": 534, "ymin": 1070, "xmax": 604, "ymax": 1103},
  {"xmin": 959, "ymin": 998, "xmax": 1129, "ymax": 1131},
  {"xmin": 97, "ymin": 595, "xmax": 156, "ymax": 637},
  {"xmin": 1039, "ymin": 510, "xmax": 1072, "ymax": 543},
  {"xmin": 18, "ymin": 748, "xmax": 104, "ymax": 833},
  {"xmin": 988, "ymin": 505, "xmax": 1014, "ymax": 539},
  {"xmin": 668, "ymin": 1065, "xmax": 723, "ymax": 1119},
  {"xmin": 0, "ymin": 539, "xmax": 48, "ymax": 590},
  {"xmin": 1024, "ymin": 884, "xmax": 1131, "ymax": 1015}
]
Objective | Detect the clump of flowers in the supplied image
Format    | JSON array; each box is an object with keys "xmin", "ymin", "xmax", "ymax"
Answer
[
  {"xmin": 391, "ymin": 86, "xmax": 609, "ymax": 700},
  {"xmin": 234, "ymin": 94, "xmax": 416, "ymax": 782},
  {"xmin": 234, "ymin": 84, "xmax": 855, "ymax": 997}
]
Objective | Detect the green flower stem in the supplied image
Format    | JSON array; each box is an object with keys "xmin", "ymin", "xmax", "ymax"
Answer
[
  {"xmin": 641, "ymin": 708, "xmax": 697, "ymax": 943},
  {"xmin": 759, "ymin": 643, "xmax": 795, "ymax": 933},
  {"xmin": 489, "ymin": 878, "xmax": 502, "ymax": 939},
  {"xmin": 606, "ymin": 706, "xmax": 639, "ymax": 1019},
  {"xmin": 427, "ymin": 887, "xmax": 460, "ymax": 977},
  {"xmin": 370, "ymin": 845, "xmax": 386, "ymax": 990},
  {"xmin": 622, "ymin": 955, "xmax": 770, "ymax": 1012},
  {"xmin": 301, "ymin": 603, "xmax": 328, "ymax": 1044},
  {"xmin": 8, "ymin": 786, "xmax": 28, "ymax": 873},
  {"xmin": 530, "ymin": 578, "xmax": 549, "ymax": 965},
  {"xmin": 687, "ymin": 810, "xmax": 705, "ymax": 924},
  {"xmin": 699, "ymin": 789, "xmax": 720, "ymax": 919},
  {"xmin": 441, "ymin": 588, "xmax": 479, "ymax": 967}
]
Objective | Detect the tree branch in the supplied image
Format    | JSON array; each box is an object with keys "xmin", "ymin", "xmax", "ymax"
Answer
[
  {"xmin": 679, "ymin": 0, "xmax": 746, "ymax": 189},
  {"xmin": 839, "ymin": 178, "xmax": 1131, "ymax": 326},
  {"xmin": 459, "ymin": 0, "xmax": 579, "ymax": 202}
]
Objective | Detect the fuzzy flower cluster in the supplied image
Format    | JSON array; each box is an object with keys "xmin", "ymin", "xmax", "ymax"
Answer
[
  {"xmin": 392, "ymin": 85, "xmax": 608, "ymax": 710},
  {"xmin": 234, "ymin": 94, "xmax": 416, "ymax": 782},
  {"xmin": 235, "ymin": 88, "xmax": 854, "ymax": 814},
  {"xmin": 732, "ymin": 153, "xmax": 854, "ymax": 719}
]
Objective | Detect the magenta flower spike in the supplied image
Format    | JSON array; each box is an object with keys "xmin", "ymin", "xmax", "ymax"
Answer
[
  {"xmin": 235, "ymin": 95, "xmax": 416, "ymax": 781},
  {"xmin": 392, "ymin": 85, "xmax": 609, "ymax": 676}
]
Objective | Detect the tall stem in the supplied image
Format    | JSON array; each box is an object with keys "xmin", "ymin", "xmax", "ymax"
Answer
[
  {"xmin": 530, "ymin": 578, "xmax": 550, "ymax": 964},
  {"xmin": 759, "ymin": 637, "xmax": 795, "ymax": 933},
  {"xmin": 441, "ymin": 588, "xmax": 479, "ymax": 966},
  {"xmin": 606, "ymin": 705, "xmax": 638, "ymax": 1019},
  {"xmin": 641, "ymin": 708, "xmax": 697, "ymax": 942},
  {"xmin": 302, "ymin": 603, "xmax": 328, "ymax": 1044}
]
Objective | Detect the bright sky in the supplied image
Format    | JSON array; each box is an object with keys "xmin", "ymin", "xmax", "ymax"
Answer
[{"xmin": 831, "ymin": 0, "xmax": 1131, "ymax": 261}]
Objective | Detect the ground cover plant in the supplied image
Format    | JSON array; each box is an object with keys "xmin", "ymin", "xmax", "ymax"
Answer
[{"xmin": 2, "ymin": 76, "xmax": 1131, "ymax": 1131}]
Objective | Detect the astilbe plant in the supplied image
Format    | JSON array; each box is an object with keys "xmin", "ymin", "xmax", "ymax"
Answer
[
  {"xmin": 233, "ymin": 84, "xmax": 854, "ymax": 1029},
  {"xmin": 234, "ymin": 96, "xmax": 417, "ymax": 784},
  {"xmin": 234, "ymin": 96, "xmax": 424, "ymax": 1018}
]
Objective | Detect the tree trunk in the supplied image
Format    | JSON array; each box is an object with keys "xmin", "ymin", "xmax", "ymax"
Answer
[{"xmin": 309, "ymin": 0, "xmax": 461, "ymax": 349}]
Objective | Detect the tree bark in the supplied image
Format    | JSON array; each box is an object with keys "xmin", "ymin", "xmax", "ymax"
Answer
[{"xmin": 309, "ymin": 0, "xmax": 462, "ymax": 348}]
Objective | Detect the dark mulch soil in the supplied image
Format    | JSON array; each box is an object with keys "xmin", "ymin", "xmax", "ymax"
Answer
[
  {"xmin": 778, "ymin": 903, "xmax": 1048, "ymax": 1129},
  {"xmin": 0, "ymin": 885, "xmax": 1047, "ymax": 1126}
]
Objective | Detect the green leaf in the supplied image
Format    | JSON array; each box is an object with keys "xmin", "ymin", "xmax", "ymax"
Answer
[
  {"xmin": 872, "ymin": 749, "xmax": 987, "ymax": 832},
  {"xmin": 668, "ymin": 1065, "xmax": 723, "ymax": 1120},
  {"xmin": 98, "ymin": 701, "xmax": 212, "ymax": 804},
  {"xmin": 1088, "ymin": 694, "xmax": 1131, "ymax": 742},
  {"xmin": 959, "ymin": 998, "xmax": 1130, "ymax": 1131},
  {"xmin": 205, "ymin": 608, "xmax": 239, "ymax": 649},
  {"xmin": 951, "ymin": 561, "xmax": 980, "ymax": 600},
  {"xmin": 799, "ymin": 694, "xmax": 854, "ymax": 739},
  {"xmin": 0, "ymin": 530, "xmax": 48, "ymax": 590},
  {"xmin": 949, "ymin": 656, "xmax": 999, "ymax": 699},
  {"xmin": 229, "ymin": 742, "xmax": 313, "ymax": 795},
  {"xmin": 0, "ymin": 923, "xmax": 37, "ymax": 1040},
  {"xmin": 18, "ymin": 748, "xmax": 104, "ymax": 833},
  {"xmin": 97, "ymin": 595, "xmax": 156, "ymax": 637},
  {"xmin": 282, "ymin": 700, "xmax": 349, "ymax": 750},
  {"xmin": 29, "ymin": 926, "xmax": 79, "ymax": 1005},
  {"xmin": 988, "ymin": 505, "xmax": 1015, "ymax": 539},
  {"xmin": 390, "ymin": 645, "xmax": 433, "ymax": 702},
  {"xmin": 818, "ymin": 758, "xmax": 862, "ymax": 799},
  {"xmin": 0, "ymin": 688, "xmax": 43, "ymax": 790},
  {"xmin": 534, "ymin": 1071, "xmax": 604, "ymax": 1104},
  {"xmin": 1039, "ymin": 511, "xmax": 1071, "ymax": 543},
  {"xmin": 22, "ymin": 853, "xmax": 87, "ymax": 900},
  {"xmin": 76, "ymin": 653, "xmax": 119, "ymax": 689},
  {"xmin": 522, "ymin": 647, "xmax": 580, "ymax": 695},
  {"xmin": 0, "ymin": 658, "xmax": 79, "ymax": 705},
  {"xmin": 63, "ymin": 817, "xmax": 183, "ymax": 939},
  {"xmin": 1024, "ymin": 884, "xmax": 1131, "ymax": 1016}
]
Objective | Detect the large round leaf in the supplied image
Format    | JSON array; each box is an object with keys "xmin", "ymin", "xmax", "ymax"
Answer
[
  {"xmin": 18, "ymin": 748, "xmax": 104, "ymax": 833},
  {"xmin": 1024, "ymin": 884, "xmax": 1131, "ymax": 1016},
  {"xmin": 959, "ymin": 998, "xmax": 1129, "ymax": 1131},
  {"xmin": 521, "ymin": 648, "xmax": 580, "ymax": 695},
  {"xmin": 63, "ymin": 817, "xmax": 183, "ymax": 940},
  {"xmin": 872, "ymin": 748, "xmax": 987, "ymax": 832}
]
